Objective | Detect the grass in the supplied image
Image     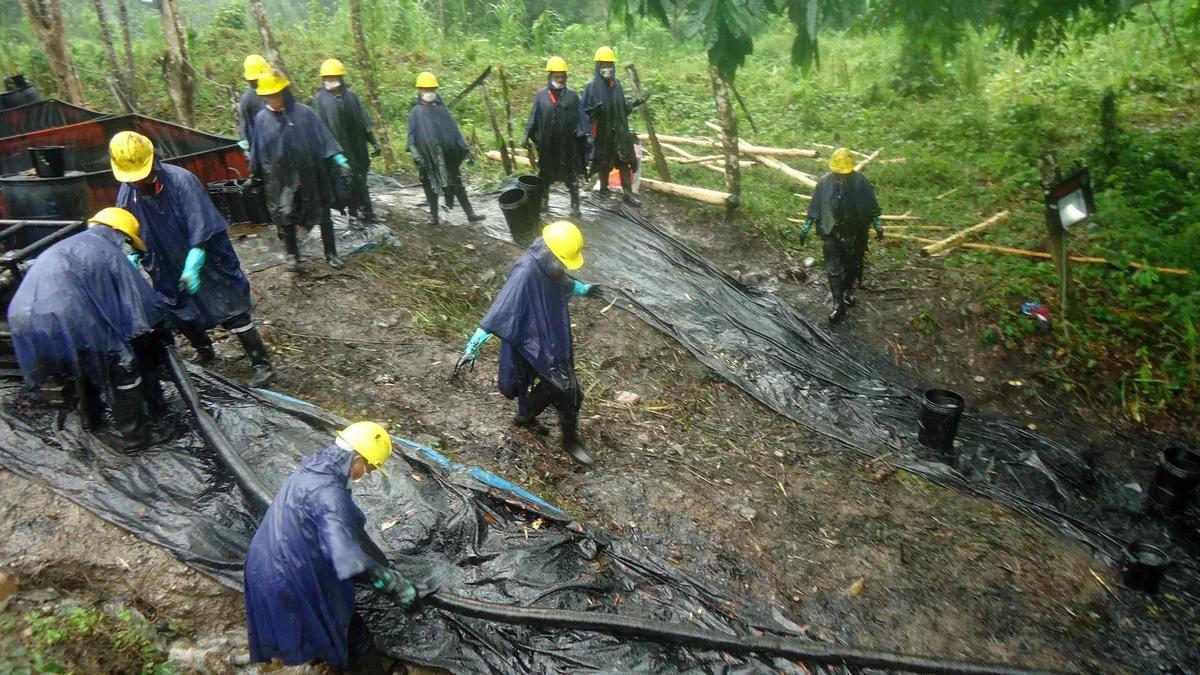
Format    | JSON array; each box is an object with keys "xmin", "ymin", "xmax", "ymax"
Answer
[{"xmin": 0, "ymin": 604, "xmax": 173, "ymax": 675}]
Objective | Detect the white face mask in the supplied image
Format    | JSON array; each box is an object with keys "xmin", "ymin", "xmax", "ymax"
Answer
[
  {"xmin": 600, "ymin": 68, "xmax": 614, "ymax": 79},
  {"xmin": 264, "ymin": 103, "xmax": 278, "ymax": 112},
  {"xmin": 323, "ymin": 79, "xmax": 340, "ymax": 91},
  {"xmin": 421, "ymin": 91, "xmax": 437, "ymax": 103},
  {"xmin": 550, "ymin": 79, "xmax": 565, "ymax": 90}
]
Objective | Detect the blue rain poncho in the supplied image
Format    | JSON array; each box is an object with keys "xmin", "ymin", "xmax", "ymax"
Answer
[
  {"xmin": 806, "ymin": 171, "xmax": 881, "ymax": 249},
  {"xmin": 251, "ymin": 89, "xmax": 344, "ymax": 223},
  {"xmin": 581, "ymin": 65, "xmax": 637, "ymax": 171},
  {"xmin": 244, "ymin": 445, "xmax": 382, "ymax": 670},
  {"xmin": 480, "ymin": 237, "xmax": 577, "ymax": 405},
  {"xmin": 406, "ymin": 94, "xmax": 470, "ymax": 193},
  {"xmin": 117, "ymin": 162, "xmax": 252, "ymax": 331},
  {"xmin": 311, "ymin": 86, "xmax": 376, "ymax": 175},
  {"xmin": 7, "ymin": 226, "xmax": 165, "ymax": 389},
  {"xmin": 237, "ymin": 86, "xmax": 262, "ymax": 145},
  {"xmin": 524, "ymin": 78, "xmax": 589, "ymax": 183}
]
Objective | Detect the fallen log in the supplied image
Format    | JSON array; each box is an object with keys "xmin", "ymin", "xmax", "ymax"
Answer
[
  {"xmin": 787, "ymin": 216, "xmax": 925, "ymax": 226},
  {"xmin": 854, "ymin": 148, "xmax": 883, "ymax": 172},
  {"xmin": 640, "ymin": 177, "xmax": 731, "ymax": 205},
  {"xmin": 753, "ymin": 153, "xmax": 818, "ymax": 188},
  {"xmin": 643, "ymin": 132, "xmax": 818, "ymax": 158},
  {"xmin": 922, "ymin": 211, "xmax": 1010, "ymax": 256},
  {"xmin": 813, "ymin": 142, "xmax": 869, "ymax": 159},
  {"xmin": 486, "ymin": 149, "xmax": 531, "ymax": 166},
  {"xmin": 892, "ymin": 234, "xmax": 1192, "ymax": 276}
]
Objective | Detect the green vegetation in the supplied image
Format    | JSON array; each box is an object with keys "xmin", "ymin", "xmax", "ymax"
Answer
[
  {"xmin": 5, "ymin": 0, "xmax": 1197, "ymax": 423},
  {"xmin": 0, "ymin": 604, "xmax": 173, "ymax": 674}
]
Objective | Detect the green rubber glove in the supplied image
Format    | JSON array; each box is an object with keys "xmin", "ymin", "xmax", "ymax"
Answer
[
  {"xmin": 873, "ymin": 217, "xmax": 884, "ymax": 240},
  {"xmin": 333, "ymin": 153, "xmax": 350, "ymax": 168},
  {"xmin": 237, "ymin": 139, "xmax": 250, "ymax": 152},
  {"xmin": 127, "ymin": 252, "xmax": 142, "ymax": 270},
  {"xmin": 465, "ymin": 327, "xmax": 491, "ymax": 359},
  {"xmin": 179, "ymin": 247, "xmax": 205, "ymax": 295},
  {"xmin": 800, "ymin": 218, "xmax": 815, "ymax": 247},
  {"xmin": 571, "ymin": 280, "xmax": 592, "ymax": 298},
  {"xmin": 371, "ymin": 567, "xmax": 417, "ymax": 608}
]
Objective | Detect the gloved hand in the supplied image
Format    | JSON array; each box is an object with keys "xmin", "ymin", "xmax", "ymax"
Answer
[
  {"xmin": 370, "ymin": 567, "xmax": 417, "ymax": 608},
  {"xmin": 571, "ymin": 280, "xmax": 594, "ymax": 298},
  {"xmin": 370, "ymin": 140, "xmax": 382, "ymax": 157},
  {"xmin": 237, "ymin": 139, "xmax": 250, "ymax": 152},
  {"xmin": 873, "ymin": 218, "xmax": 884, "ymax": 241},
  {"xmin": 799, "ymin": 218, "xmax": 815, "ymax": 247},
  {"xmin": 453, "ymin": 327, "xmax": 492, "ymax": 377},
  {"xmin": 127, "ymin": 252, "xmax": 142, "ymax": 270},
  {"xmin": 333, "ymin": 153, "xmax": 352, "ymax": 177},
  {"xmin": 179, "ymin": 247, "xmax": 205, "ymax": 295}
]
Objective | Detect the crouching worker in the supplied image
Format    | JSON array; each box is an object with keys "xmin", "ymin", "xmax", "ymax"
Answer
[
  {"xmin": 7, "ymin": 208, "xmax": 173, "ymax": 450},
  {"xmin": 454, "ymin": 221, "xmax": 597, "ymax": 466},
  {"xmin": 244, "ymin": 422, "xmax": 416, "ymax": 673}
]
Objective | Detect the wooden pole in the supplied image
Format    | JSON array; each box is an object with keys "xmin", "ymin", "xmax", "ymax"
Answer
[
  {"xmin": 709, "ymin": 64, "xmax": 740, "ymax": 215},
  {"xmin": 854, "ymin": 148, "xmax": 883, "ymax": 172},
  {"xmin": 625, "ymin": 64, "xmax": 671, "ymax": 182},
  {"xmin": 1039, "ymin": 153, "xmax": 1073, "ymax": 322},
  {"xmin": 921, "ymin": 211, "xmax": 1010, "ymax": 256},
  {"xmin": 892, "ymin": 234, "xmax": 1191, "ymax": 276},
  {"xmin": 117, "ymin": 0, "xmax": 136, "ymax": 106},
  {"xmin": 640, "ymin": 177, "xmax": 731, "ymax": 205},
  {"xmin": 642, "ymin": 133, "xmax": 818, "ymax": 157},
  {"xmin": 498, "ymin": 65, "xmax": 517, "ymax": 165},
  {"xmin": 349, "ymin": 0, "xmax": 397, "ymax": 172},
  {"xmin": 479, "ymin": 81, "xmax": 512, "ymax": 175}
]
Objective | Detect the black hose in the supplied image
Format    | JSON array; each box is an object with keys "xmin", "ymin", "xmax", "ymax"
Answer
[
  {"xmin": 428, "ymin": 591, "xmax": 1056, "ymax": 675},
  {"xmin": 164, "ymin": 343, "xmax": 273, "ymax": 510}
]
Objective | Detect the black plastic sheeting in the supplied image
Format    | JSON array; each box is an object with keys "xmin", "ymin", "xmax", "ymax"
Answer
[
  {"xmin": 0, "ymin": 370, "xmax": 845, "ymax": 674},
  {"xmin": 227, "ymin": 216, "xmax": 397, "ymax": 273},
  {"xmin": 389, "ymin": 183, "xmax": 1200, "ymax": 616},
  {"xmin": 0, "ymin": 99, "xmax": 106, "ymax": 140}
]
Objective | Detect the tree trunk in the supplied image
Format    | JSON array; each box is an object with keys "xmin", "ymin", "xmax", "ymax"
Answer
[
  {"xmin": 117, "ymin": 0, "xmax": 137, "ymax": 106},
  {"xmin": 709, "ymin": 63, "xmax": 741, "ymax": 218},
  {"xmin": 248, "ymin": 0, "xmax": 287, "ymax": 76},
  {"xmin": 159, "ymin": 0, "xmax": 196, "ymax": 127},
  {"xmin": 626, "ymin": 64, "xmax": 671, "ymax": 182},
  {"xmin": 348, "ymin": 0, "xmax": 397, "ymax": 172},
  {"xmin": 18, "ymin": 0, "xmax": 84, "ymax": 104},
  {"xmin": 91, "ymin": 0, "xmax": 133, "ymax": 111}
]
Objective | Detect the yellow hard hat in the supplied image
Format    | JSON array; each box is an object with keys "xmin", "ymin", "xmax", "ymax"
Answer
[
  {"xmin": 256, "ymin": 69, "xmax": 290, "ymax": 96},
  {"xmin": 89, "ymin": 207, "xmax": 144, "ymax": 251},
  {"xmin": 545, "ymin": 56, "xmax": 568, "ymax": 73},
  {"xmin": 109, "ymin": 131, "xmax": 155, "ymax": 183},
  {"xmin": 594, "ymin": 46, "xmax": 616, "ymax": 63},
  {"xmin": 829, "ymin": 147, "xmax": 855, "ymax": 174},
  {"xmin": 338, "ymin": 421, "xmax": 392, "ymax": 477},
  {"xmin": 415, "ymin": 71, "xmax": 439, "ymax": 88},
  {"xmin": 542, "ymin": 220, "xmax": 584, "ymax": 271},
  {"xmin": 320, "ymin": 58, "xmax": 346, "ymax": 77},
  {"xmin": 243, "ymin": 54, "xmax": 269, "ymax": 81}
]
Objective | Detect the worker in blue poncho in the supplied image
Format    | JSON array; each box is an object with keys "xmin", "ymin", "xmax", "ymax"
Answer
[
  {"xmin": 407, "ymin": 71, "xmax": 485, "ymax": 225},
  {"xmin": 112, "ymin": 131, "xmax": 275, "ymax": 388},
  {"xmin": 252, "ymin": 68, "xmax": 351, "ymax": 270},
  {"xmin": 244, "ymin": 422, "xmax": 416, "ymax": 672},
  {"xmin": 236, "ymin": 54, "xmax": 268, "ymax": 158},
  {"xmin": 454, "ymin": 221, "xmax": 597, "ymax": 466},
  {"xmin": 582, "ymin": 46, "xmax": 647, "ymax": 207},
  {"xmin": 7, "ymin": 208, "xmax": 173, "ymax": 450},
  {"xmin": 312, "ymin": 58, "xmax": 382, "ymax": 225},
  {"xmin": 523, "ymin": 56, "xmax": 589, "ymax": 218}
]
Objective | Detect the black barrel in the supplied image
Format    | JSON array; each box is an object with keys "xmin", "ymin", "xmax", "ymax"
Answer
[
  {"xmin": 516, "ymin": 174, "xmax": 545, "ymax": 220},
  {"xmin": 917, "ymin": 389, "xmax": 965, "ymax": 455},
  {"xmin": 1146, "ymin": 445, "xmax": 1200, "ymax": 515},
  {"xmin": 0, "ymin": 171, "xmax": 90, "ymax": 225},
  {"xmin": 499, "ymin": 188, "xmax": 536, "ymax": 246},
  {"xmin": 206, "ymin": 180, "xmax": 234, "ymax": 222},
  {"xmin": 1122, "ymin": 542, "xmax": 1169, "ymax": 594},
  {"xmin": 28, "ymin": 146, "xmax": 66, "ymax": 178},
  {"xmin": 0, "ymin": 74, "xmax": 40, "ymax": 110}
]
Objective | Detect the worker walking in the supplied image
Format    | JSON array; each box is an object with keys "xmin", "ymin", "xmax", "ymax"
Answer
[
  {"xmin": 251, "ymin": 69, "xmax": 351, "ymax": 270},
  {"xmin": 244, "ymin": 422, "xmax": 416, "ymax": 673},
  {"xmin": 522, "ymin": 56, "xmax": 589, "ymax": 218},
  {"xmin": 237, "ymin": 54, "xmax": 269, "ymax": 157},
  {"xmin": 455, "ymin": 221, "xmax": 596, "ymax": 466},
  {"xmin": 311, "ymin": 58, "xmax": 382, "ymax": 225},
  {"xmin": 800, "ymin": 147, "xmax": 883, "ymax": 323},
  {"xmin": 111, "ymin": 131, "xmax": 275, "ymax": 388},
  {"xmin": 7, "ymin": 208, "xmax": 173, "ymax": 450},
  {"xmin": 582, "ymin": 46, "xmax": 646, "ymax": 207},
  {"xmin": 407, "ymin": 71, "xmax": 485, "ymax": 225}
]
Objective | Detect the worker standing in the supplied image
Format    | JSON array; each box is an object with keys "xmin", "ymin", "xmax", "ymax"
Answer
[
  {"xmin": 407, "ymin": 71, "xmax": 485, "ymax": 225},
  {"xmin": 800, "ymin": 147, "xmax": 883, "ymax": 323},
  {"xmin": 244, "ymin": 422, "xmax": 415, "ymax": 673},
  {"xmin": 237, "ymin": 54, "xmax": 269, "ymax": 158},
  {"xmin": 311, "ymin": 58, "xmax": 382, "ymax": 225},
  {"xmin": 7, "ymin": 208, "xmax": 172, "ymax": 450},
  {"xmin": 454, "ymin": 221, "xmax": 596, "ymax": 466},
  {"xmin": 251, "ymin": 69, "xmax": 351, "ymax": 270},
  {"xmin": 522, "ymin": 56, "xmax": 589, "ymax": 218},
  {"xmin": 582, "ymin": 46, "xmax": 646, "ymax": 207},
  {"xmin": 111, "ymin": 131, "xmax": 275, "ymax": 388}
]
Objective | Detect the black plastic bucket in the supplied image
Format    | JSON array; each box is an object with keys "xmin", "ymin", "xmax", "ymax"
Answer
[
  {"xmin": 1146, "ymin": 445, "xmax": 1200, "ymax": 515},
  {"xmin": 917, "ymin": 389, "xmax": 965, "ymax": 454},
  {"xmin": 500, "ymin": 187, "xmax": 536, "ymax": 246},
  {"xmin": 1123, "ymin": 542, "xmax": 1169, "ymax": 594},
  {"xmin": 28, "ymin": 146, "xmax": 66, "ymax": 178},
  {"xmin": 517, "ymin": 175, "xmax": 545, "ymax": 217}
]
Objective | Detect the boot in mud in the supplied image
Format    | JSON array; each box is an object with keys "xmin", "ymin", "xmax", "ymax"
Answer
[
  {"xmin": 423, "ymin": 182, "xmax": 440, "ymax": 225},
  {"xmin": 512, "ymin": 414, "xmax": 550, "ymax": 435},
  {"xmin": 619, "ymin": 167, "xmax": 641, "ymax": 207},
  {"xmin": 455, "ymin": 186, "xmax": 486, "ymax": 222},
  {"xmin": 321, "ymin": 220, "xmax": 344, "ymax": 269},
  {"xmin": 568, "ymin": 183, "xmax": 582, "ymax": 218},
  {"xmin": 558, "ymin": 409, "xmax": 593, "ymax": 466},
  {"xmin": 828, "ymin": 274, "xmax": 847, "ymax": 324},
  {"xmin": 234, "ymin": 326, "xmax": 276, "ymax": 388}
]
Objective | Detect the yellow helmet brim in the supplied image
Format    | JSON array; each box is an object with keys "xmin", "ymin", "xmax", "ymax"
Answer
[{"xmin": 111, "ymin": 155, "xmax": 152, "ymax": 183}]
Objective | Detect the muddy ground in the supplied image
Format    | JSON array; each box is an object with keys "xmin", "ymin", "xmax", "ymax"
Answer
[{"xmin": 2, "ymin": 184, "xmax": 1195, "ymax": 673}]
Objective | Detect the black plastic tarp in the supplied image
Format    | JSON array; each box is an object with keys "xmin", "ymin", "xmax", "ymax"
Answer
[{"xmin": 0, "ymin": 370, "xmax": 830, "ymax": 673}]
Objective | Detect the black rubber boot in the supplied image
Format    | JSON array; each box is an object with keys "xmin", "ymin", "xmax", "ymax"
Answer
[
  {"xmin": 77, "ymin": 378, "xmax": 104, "ymax": 430},
  {"xmin": 558, "ymin": 410, "xmax": 594, "ymax": 466},
  {"xmin": 540, "ymin": 186, "xmax": 551, "ymax": 214},
  {"xmin": 318, "ymin": 216, "xmax": 343, "ymax": 268},
  {"xmin": 828, "ymin": 274, "xmax": 847, "ymax": 324},
  {"xmin": 513, "ymin": 383, "xmax": 555, "ymax": 434},
  {"xmin": 102, "ymin": 376, "xmax": 152, "ymax": 451},
  {"xmin": 619, "ymin": 167, "xmax": 641, "ymax": 207},
  {"xmin": 455, "ymin": 186, "xmax": 486, "ymax": 222},
  {"xmin": 180, "ymin": 325, "xmax": 217, "ymax": 366},
  {"xmin": 424, "ymin": 184, "xmax": 440, "ymax": 225},
  {"xmin": 235, "ymin": 327, "xmax": 276, "ymax": 388},
  {"xmin": 282, "ymin": 223, "xmax": 301, "ymax": 271},
  {"xmin": 568, "ymin": 183, "xmax": 581, "ymax": 217}
]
